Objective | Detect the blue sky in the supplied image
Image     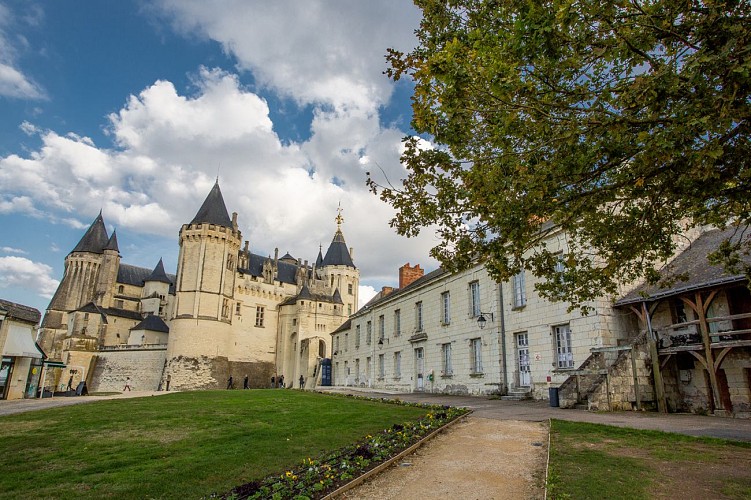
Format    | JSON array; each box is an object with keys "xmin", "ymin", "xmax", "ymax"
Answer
[{"xmin": 0, "ymin": 1, "xmax": 439, "ymax": 315}]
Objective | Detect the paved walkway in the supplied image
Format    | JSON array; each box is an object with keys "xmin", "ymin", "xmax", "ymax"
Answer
[
  {"xmin": 0, "ymin": 391, "xmax": 168, "ymax": 417},
  {"xmin": 321, "ymin": 387, "xmax": 751, "ymax": 442}
]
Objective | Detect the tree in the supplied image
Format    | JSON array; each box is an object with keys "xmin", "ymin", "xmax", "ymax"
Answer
[{"xmin": 370, "ymin": 0, "xmax": 751, "ymax": 309}]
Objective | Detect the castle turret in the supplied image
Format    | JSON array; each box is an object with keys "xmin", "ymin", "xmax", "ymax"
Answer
[
  {"xmin": 141, "ymin": 258, "xmax": 172, "ymax": 318},
  {"xmin": 166, "ymin": 181, "xmax": 242, "ymax": 389},
  {"xmin": 320, "ymin": 206, "xmax": 359, "ymax": 316}
]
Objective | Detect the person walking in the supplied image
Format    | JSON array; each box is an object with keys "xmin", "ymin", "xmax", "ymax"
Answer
[
  {"xmin": 166, "ymin": 374, "xmax": 171, "ymax": 391},
  {"xmin": 271, "ymin": 375, "xmax": 275, "ymax": 388},
  {"xmin": 279, "ymin": 374, "xmax": 284, "ymax": 388},
  {"xmin": 299, "ymin": 375, "xmax": 304, "ymax": 389},
  {"xmin": 227, "ymin": 376, "xmax": 233, "ymax": 389},
  {"xmin": 123, "ymin": 377, "xmax": 132, "ymax": 391},
  {"xmin": 243, "ymin": 374, "xmax": 249, "ymax": 389}
]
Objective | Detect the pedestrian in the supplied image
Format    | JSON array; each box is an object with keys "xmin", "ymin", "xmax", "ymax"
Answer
[
  {"xmin": 299, "ymin": 375, "xmax": 304, "ymax": 389},
  {"xmin": 67, "ymin": 375, "xmax": 74, "ymax": 391},
  {"xmin": 279, "ymin": 374, "xmax": 284, "ymax": 388},
  {"xmin": 166, "ymin": 374, "xmax": 171, "ymax": 391},
  {"xmin": 227, "ymin": 375, "xmax": 233, "ymax": 389},
  {"xmin": 271, "ymin": 375, "xmax": 275, "ymax": 388},
  {"xmin": 243, "ymin": 374, "xmax": 249, "ymax": 389},
  {"xmin": 123, "ymin": 377, "xmax": 131, "ymax": 391}
]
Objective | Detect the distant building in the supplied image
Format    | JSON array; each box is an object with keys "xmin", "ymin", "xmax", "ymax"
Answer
[
  {"xmin": 0, "ymin": 298, "xmax": 43, "ymax": 399},
  {"xmin": 37, "ymin": 181, "xmax": 357, "ymax": 392}
]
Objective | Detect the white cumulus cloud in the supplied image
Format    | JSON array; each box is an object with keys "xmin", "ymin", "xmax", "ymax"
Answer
[{"xmin": 0, "ymin": 256, "xmax": 59, "ymax": 299}]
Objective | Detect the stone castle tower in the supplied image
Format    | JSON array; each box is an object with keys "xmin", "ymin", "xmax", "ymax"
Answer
[{"xmin": 164, "ymin": 181, "xmax": 358, "ymax": 390}]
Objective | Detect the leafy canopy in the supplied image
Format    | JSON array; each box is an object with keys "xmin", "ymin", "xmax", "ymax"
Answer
[{"xmin": 372, "ymin": 0, "xmax": 751, "ymax": 308}]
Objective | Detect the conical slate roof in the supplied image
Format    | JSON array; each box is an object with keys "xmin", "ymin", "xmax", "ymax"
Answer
[
  {"xmin": 145, "ymin": 258, "xmax": 172, "ymax": 284},
  {"xmin": 104, "ymin": 230, "xmax": 120, "ymax": 252},
  {"xmin": 315, "ymin": 246, "xmax": 324, "ymax": 268},
  {"xmin": 322, "ymin": 229, "xmax": 355, "ymax": 268},
  {"xmin": 190, "ymin": 181, "xmax": 232, "ymax": 227},
  {"xmin": 71, "ymin": 212, "xmax": 110, "ymax": 254}
]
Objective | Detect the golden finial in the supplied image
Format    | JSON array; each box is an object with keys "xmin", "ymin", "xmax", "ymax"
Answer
[{"xmin": 335, "ymin": 202, "xmax": 344, "ymax": 229}]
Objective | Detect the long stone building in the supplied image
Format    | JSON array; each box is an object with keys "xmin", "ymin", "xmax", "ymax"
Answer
[
  {"xmin": 331, "ymin": 226, "xmax": 751, "ymax": 418},
  {"xmin": 37, "ymin": 182, "xmax": 357, "ymax": 392}
]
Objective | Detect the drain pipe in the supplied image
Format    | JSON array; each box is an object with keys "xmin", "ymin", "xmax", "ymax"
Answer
[{"xmin": 498, "ymin": 282, "xmax": 508, "ymax": 395}]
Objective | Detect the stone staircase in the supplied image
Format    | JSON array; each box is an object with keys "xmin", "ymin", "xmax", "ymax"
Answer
[{"xmin": 501, "ymin": 387, "xmax": 532, "ymax": 401}]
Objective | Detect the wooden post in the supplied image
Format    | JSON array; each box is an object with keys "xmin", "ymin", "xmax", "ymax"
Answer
[
  {"xmin": 630, "ymin": 346, "xmax": 641, "ymax": 410},
  {"xmin": 644, "ymin": 302, "xmax": 668, "ymax": 413},
  {"xmin": 694, "ymin": 292, "xmax": 723, "ymax": 413}
]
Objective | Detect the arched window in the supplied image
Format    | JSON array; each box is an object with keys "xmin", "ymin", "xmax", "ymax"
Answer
[{"xmin": 319, "ymin": 339, "xmax": 326, "ymax": 358}]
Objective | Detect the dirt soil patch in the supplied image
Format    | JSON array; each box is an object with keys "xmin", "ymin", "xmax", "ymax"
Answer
[{"xmin": 341, "ymin": 417, "xmax": 548, "ymax": 499}]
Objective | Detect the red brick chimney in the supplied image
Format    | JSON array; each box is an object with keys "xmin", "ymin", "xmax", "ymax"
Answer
[{"xmin": 399, "ymin": 263, "xmax": 424, "ymax": 289}]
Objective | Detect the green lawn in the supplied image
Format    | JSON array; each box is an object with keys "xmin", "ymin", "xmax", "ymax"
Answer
[
  {"xmin": 548, "ymin": 419, "xmax": 751, "ymax": 500},
  {"xmin": 0, "ymin": 390, "xmax": 428, "ymax": 499}
]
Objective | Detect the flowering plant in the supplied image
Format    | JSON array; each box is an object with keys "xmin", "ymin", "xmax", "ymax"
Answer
[{"xmin": 220, "ymin": 398, "xmax": 468, "ymax": 499}]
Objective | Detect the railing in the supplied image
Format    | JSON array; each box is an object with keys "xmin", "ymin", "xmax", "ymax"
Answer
[{"xmin": 656, "ymin": 312, "xmax": 751, "ymax": 350}]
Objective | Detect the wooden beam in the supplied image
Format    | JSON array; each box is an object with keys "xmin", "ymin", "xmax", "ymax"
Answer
[
  {"xmin": 644, "ymin": 302, "xmax": 668, "ymax": 413},
  {"xmin": 715, "ymin": 347, "xmax": 732, "ymax": 371},
  {"xmin": 688, "ymin": 350, "xmax": 708, "ymax": 371},
  {"xmin": 703, "ymin": 289, "xmax": 719, "ymax": 315},
  {"xmin": 695, "ymin": 292, "xmax": 724, "ymax": 412},
  {"xmin": 591, "ymin": 345, "xmax": 634, "ymax": 353},
  {"xmin": 631, "ymin": 346, "xmax": 641, "ymax": 410}
]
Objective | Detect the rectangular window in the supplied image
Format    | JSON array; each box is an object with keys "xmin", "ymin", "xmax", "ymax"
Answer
[
  {"xmin": 115, "ymin": 299, "xmax": 124, "ymax": 309},
  {"xmin": 355, "ymin": 325, "xmax": 361, "ymax": 348},
  {"xmin": 344, "ymin": 333, "xmax": 348, "ymax": 352},
  {"xmin": 416, "ymin": 301, "xmax": 423, "ymax": 331},
  {"xmin": 255, "ymin": 306, "xmax": 264, "ymax": 327},
  {"xmin": 235, "ymin": 303, "xmax": 242, "ymax": 315},
  {"xmin": 366, "ymin": 321, "xmax": 372, "ymax": 345},
  {"xmin": 222, "ymin": 298, "xmax": 230, "ymax": 318},
  {"xmin": 554, "ymin": 324, "xmax": 574, "ymax": 369},
  {"xmin": 378, "ymin": 315, "xmax": 385, "ymax": 341},
  {"xmin": 355, "ymin": 359, "xmax": 360, "ymax": 382},
  {"xmin": 366, "ymin": 357, "xmax": 371, "ymax": 379},
  {"xmin": 470, "ymin": 338, "xmax": 483, "ymax": 373},
  {"xmin": 469, "ymin": 281, "xmax": 481, "ymax": 317},
  {"xmin": 394, "ymin": 351, "xmax": 401, "ymax": 378},
  {"xmin": 441, "ymin": 291, "xmax": 451, "ymax": 324},
  {"xmin": 348, "ymin": 283, "xmax": 353, "ymax": 295},
  {"xmin": 513, "ymin": 271, "xmax": 526, "ymax": 308},
  {"xmin": 441, "ymin": 343, "xmax": 452, "ymax": 376},
  {"xmin": 394, "ymin": 309, "xmax": 401, "ymax": 337},
  {"xmin": 378, "ymin": 354, "xmax": 385, "ymax": 378},
  {"xmin": 348, "ymin": 304, "xmax": 352, "ymax": 315},
  {"xmin": 334, "ymin": 335, "xmax": 339, "ymax": 353}
]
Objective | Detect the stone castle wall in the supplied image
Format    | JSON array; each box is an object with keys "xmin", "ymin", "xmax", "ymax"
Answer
[{"xmin": 89, "ymin": 347, "xmax": 167, "ymax": 392}]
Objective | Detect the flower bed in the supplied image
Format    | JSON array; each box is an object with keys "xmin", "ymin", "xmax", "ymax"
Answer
[{"xmin": 219, "ymin": 396, "xmax": 469, "ymax": 499}]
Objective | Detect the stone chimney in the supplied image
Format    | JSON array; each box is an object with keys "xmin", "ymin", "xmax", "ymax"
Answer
[
  {"xmin": 399, "ymin": 263, "xmax": 424, "ymax": 289},
  {"xmin": 381, "ymin": 286, "xmax": 395, "ymax": 297}
]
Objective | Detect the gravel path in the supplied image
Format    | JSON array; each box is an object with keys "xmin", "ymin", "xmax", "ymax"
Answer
[{"xmin": 340, "ymin": 417, "xmax": 547, "ymax": 500}]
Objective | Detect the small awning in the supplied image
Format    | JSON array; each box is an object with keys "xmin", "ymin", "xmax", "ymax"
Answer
[
  {"xmin": 2, "ymin": 325, "xmax": 43, "ymax": 359},
  {"xmin": 43, "ymin": 360, "xmax": 66, "ymax": 368}
]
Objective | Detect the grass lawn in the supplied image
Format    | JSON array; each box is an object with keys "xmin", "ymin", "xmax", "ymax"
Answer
[
  {"xmin": 0, "ymin": 390, "xmax": 428, "ymax": 499},
  {"xmin": 548, "ymin": 419, "xmax": 751, "ymax": 500}
]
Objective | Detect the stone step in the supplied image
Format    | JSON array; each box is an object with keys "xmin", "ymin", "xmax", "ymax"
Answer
[
  {"xmin": 501, "ymin": 394, "xmax": 530, "ymax": 401},
  {"xmin": 573, "ymin": 403, "xmax": 589, "ymax": 410}
]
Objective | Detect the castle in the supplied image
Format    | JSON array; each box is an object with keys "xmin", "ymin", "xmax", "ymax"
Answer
[{"xmin": 37, "ymin": 181, "xmax": 358, "ymax": 391}]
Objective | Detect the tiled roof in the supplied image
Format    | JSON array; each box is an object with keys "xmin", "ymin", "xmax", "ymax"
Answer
[
  {"xmin": 240, "ymin": 254, "xmax": 298, "ymax": 285},
  {"xmin": 117, "ymin": 263, "xmax": 176, "ymax": 294},
  {"xmin": 616, "ymin": 226, "xmax": 751, "ymax": 306},
  {"xmin": 190, "ymin": 181, "xmax": 233, "ymax": 227},
  {"xmin": 0, "ymin": 298, "xmax": 41, "ymax": 324},
  {"xmin": 104, "ymin": 230, "xmax": 120, "ymax": 252},
  {"xmin": 71, "ymin": 212, "xmax": 109, "ymax": 254},
  {"xmin": 146, "ymin": 258, "xmax": 172, "ymax": 284},
  {"xmin": 131, "ymin": 314, "xmax": 169, "ymax": 333},
  {"xmin": 322, "ymin": 229, "xmax": 355, "ymax": 268},
  {"xmin": 355, "ymin": 268, "xmax": 448, "ymax": 316}
]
